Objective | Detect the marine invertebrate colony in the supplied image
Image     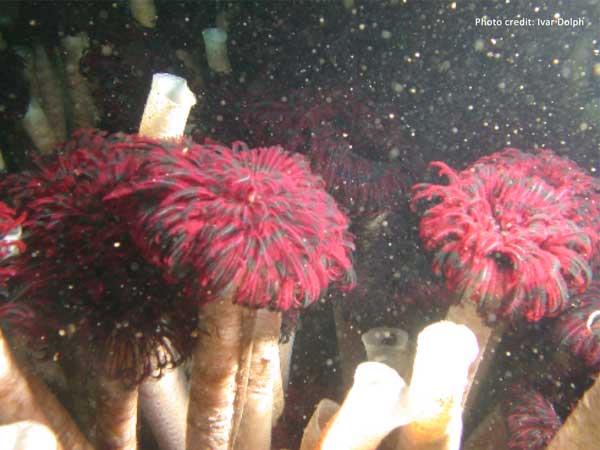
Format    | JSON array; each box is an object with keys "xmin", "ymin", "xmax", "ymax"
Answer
[
  {"xmin": 411, "ymin": 149, "xmax": 599, "ymax": 322},
  {"xmin": 5, "ymin": 129, "xmax": 197, "ymax": 384},
  {"xmin": 114, "ymin": 141, "xmax": 355, "ymax": 310},
  {"xmin": 0, "ymin": 186, "xmax": 92, "ymax": 450},
  {"xmin": 2, "ymin": 129, "xmax": 198, "ymax": 450},
  {"xmin": 109, "ymin": 140, "xmax": 356, "ymax": 449}
]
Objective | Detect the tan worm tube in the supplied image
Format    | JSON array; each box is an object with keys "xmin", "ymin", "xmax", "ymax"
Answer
[
  {"xmin": 61, "ymin": 33, "xmax": 98, "ymax": 129},
  {"xmin": 33, "ymin": 45, "xmax": 67, "ymax": 141},
  {"xmin": 462, "ymin": 404, "xmax": 508, "ymax": 450},
  {"xmin": 0, "ymin": 329, "xmax": 93, "ymax": 450},
  {"xmin": 186, "ymin": 298, "xmax": 246, "ymax": 450},
  {"xmin": 361, "ymin": 327, "xmax": 410, "ymax": 380},
  {"xmin": 0, "ymin": 147, "xmax": 6, "ymax": 172},
  {"xmin": 445, "ymin": 301, "xmax": 505, "ymax": 427},
  {"xmin": 202, "ymin": 28, "xmax": 232, "ymax": 74},
  {"xmin": 140, "ymin": 368, "xmax": 188, "ymax": 450},
  {"xmin": 230, "ymin": 308, "xmax": 256, "ymax": 447},
  {"xmin": 546, "ymin": 373, "xmax": 600, "ymax": 449},
  {"xmin": 22, "ymin": 99, "xmax": 58, "ymax": 155},
  {"xmin": 299, "ymin": 399, "xmax": 339, "ymax": 450},
  {"xmin": 96, "ymin": 375, "xmax": 139, "ymax": 450},
  {"xmin": 271, "ymin": 340, "xmax": 285, "ymax": 426},
  {"xmin": 234, "ymin": 310, "xmax": 282, "ymax": 450},
  {"xmin": 333, "ymin": 300, "xmax": 365, "ymax": 393}
]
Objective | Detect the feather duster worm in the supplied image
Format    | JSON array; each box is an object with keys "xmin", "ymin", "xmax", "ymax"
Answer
[
  {"xmin": 411, "ymin": 149, "xmax": 599, "ymax": 322},
  {"xmin": 555, "ymin": 279, "xmax": 600, "ymax": 372},
  {"xmin": 505, "ymin": 387, "xmax": 562, "ymax": 450},
  {"xmin": 243, "ymin": 86, "xmax": 413, "ymax": 214},
  {"xmin": 0, "ymin": 202, "xmax": 92, "ymax": 450},
  {"xmin": 113, "ymin": 141, "xmax": 355, "ymax": 310},
  {"xmin": 3, "ymin": 129, "xmax": 198, "ymax": 450},
  {"xmin": 411, "ymin": 148, "xmax": 600, "ymax": 441},
  {"xmin": 108, "ymin": 141, "xmax": 355, "ymax": 450}
]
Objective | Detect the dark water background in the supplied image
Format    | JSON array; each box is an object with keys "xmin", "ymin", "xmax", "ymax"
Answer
[{"xmin": 1, "ymin": 1, "xmax": 599, "ymax": 449}]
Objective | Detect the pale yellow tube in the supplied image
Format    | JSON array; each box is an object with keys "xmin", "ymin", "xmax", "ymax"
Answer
[
  {"xmin": 0, "ymin": 148, "xmax": 5, "ymax": 172},
  {"xmin": 202, "ymin": 28, "xmax": 232, "ymax": 74},
  {"xmin": 137, "ymin": 72, "xmax": 196, "ymax": 450},
  {"xmin": 22, "ymin": 99, "xmax": 58, "ymax": 154},
  {"xmin": 187, "ymin": 299, "xmax": 245, "ymax": 450},
  {"xmin": 272, "ymin": 333, "xmax": 292, "ymax": 425},
  {"xmin": 0, "ymin": 329, "xmax": 93, "ymax": 450},
  {"xmin": 129, "ymin": 0, "xmax": 157, "ymax": 28},
  {"xmin": 138, "ymin": 73, "xmax": 197, "ymax": 141},
  {"xmin": 95, "ymin": 375, "xmax": 138, "ymax": 450},
  {"xmin": 315, "ymin": 362, "xmax": 410, "ymax": 450},
  {"xmin": 398, "ymin": 321, "xmax": 479, "ymax": 450}
]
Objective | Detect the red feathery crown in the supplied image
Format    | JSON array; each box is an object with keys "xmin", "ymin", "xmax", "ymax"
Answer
[
  {"xmin": 109, "ymin": 141, "xmax": 356, "ymax": 310},
  {"xmin": 555, "ymin": 279, "xmax": 600, "ymax": 372},
  {"xmin": 506, "ymin": 386, "xmax": 561, "ymax": 450},
  {"xmin": 3, "ymin": 129, "xmax": 198, "ymax": 385},
  {"xmin": 411, "ymin": 148, "xmax": 600, "ymax": 322}
]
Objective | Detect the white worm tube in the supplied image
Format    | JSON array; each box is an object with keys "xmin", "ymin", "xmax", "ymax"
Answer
[
  {"xmin": 136, "ymin": 72, "xmax": 196, "ymax": 450},
  {"xmin": 398, "ymin": 321, "xmax": 479, "ymax": 450},
  {"xmin": 0, "ymin": 421, "xmax": 57, "ymax": 450},
  {"xmin": 315, "ymin": 362, "xmax": 410, "ymax": 450},
  {"xmin": 202, "ymin": 28, "xmax": 232, "ymax": 74},
  {"xmin": 129, "ymin": 0, "xmax": 157, "ymax": 28},
  {"xmin": 138, "ymin": 73, "xmax": 197, "ymax": 141}
]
